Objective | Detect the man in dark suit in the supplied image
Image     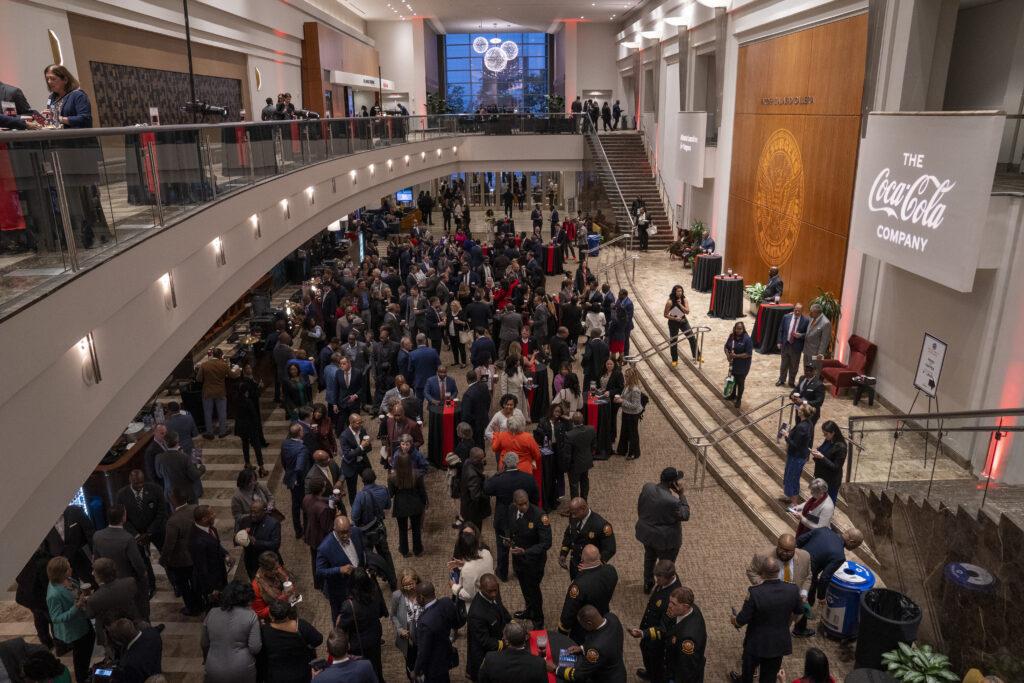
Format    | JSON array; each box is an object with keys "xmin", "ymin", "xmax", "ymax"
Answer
[
  {"xmin": 794, "ymin": 363, "xmax": 826, "ymax": 424},
  {"xmin": 478, "ymin": 621, "xmax": 547, "ymax": 683},
  {"xmin": 188, "ymin": 505, "xmax": 227, "ymax": 611},
  {"xmin": 44, "ymin": 504, "xmax": 95, "ymax": 583},
  {"xmin": 80, "ymin": 558, "xmax": 141, "ymax": 654},
  {"xmin": 425, "ymin": 298, "xmax": 447, "ymax": 351},
  {"xmin": 763, "ymin": 266, "xmax": 784, "ymax": 302},
  {"xmin": 305, "ymin": 449, "xmax": 343, "ymax": 496},
  {"xmin": 796, "ymin": 527, "xmax": 864, "ymax": 636},
  {"xmin": 116, "ymin": 470, "xmax": 167, "ymax": 597},
  {"xmin": 316, "ymin": 516, "xmax": 365, "ymax": 625},
  {"xmin": 559, "ymin": 498, "xmax": 615, "ymax": 580},
  {"xmin": 551, "ymin": 606, "xmax": 627, "ymax": 682},
  {"xmin": 108, "ymin": 618, "xmax": 163, "ymax": 683},
  {"xmin": 634, "ymin": 467, "xmax": 690, "ymax": 593},
  {"xmin": 424, "ymin": 365, "xmax": 459, "ymax": 406},
  {"xmin": 92, "ymin": 504, "xmax": 150, "ymax": 620},
  {"xmin": 497, "ymin": 304, "xmax": 523, "ymax": 362},
  {"xmin": 483, "ymin": 456, "xmax": 539, "ymax": 581},
  {"xmin": 339, "ymin": 413, "xmax": 372, "ymax": 501},
  {"xmin": 141, "ymin": 425, "xmax": 167, "ymax": 487},
  {"xmin": 581, "ymin": 330, "xmax": 609, "ymax": 390},
  {"xmin": 302, "ymin": 479, "xmax": 338, "ymax": 589},
  {"xmin": 729, "ymin": 556, "xmax": 804, "ymax": 683},
  {"xmin": 627, "ymin": 559, "xmax": 679, "ymax": 681},
  {"xmin": 460, "ymin": 447, "xmax": 491, "ymax": 530},
  {"xmin": 548, "ymin": 328, "xmax": 572, "ymax": 388},
  {"xmin": 776, "ymin": 303, "xmax": 808, "ymax": 387},
  {"xmin": 234, "ymin": 500, "xmax": 281, "ymax": 579},
  {"xmin": 159, "ymin": 491, "xmax": 200, "ymax": 615},
  {"xmin": 316, "ymin": 629, "xmax": 377, "ymax": 683},
  {"xmin": 15, "ymin": 545, "xmax": 54, "ymax": 649},
  {"xmin": 154, "ymin": 430, "xmax": 204, "ymax": 504},
  {"xmin": 467, "ymin": 574, "xmax": 511, "ymax": 681},
  {"xmin": 632, "ymin": 585, "xmax": 707, "ymax": 683},
  {"xmin": 0, "ymin": 81, "xmax": 32, "ymax": 115},
  {"xmin": 414, "ymin": 582, "xmax": 466, "ymax": 683},
  {"xmin": 280, "ymin": 424, "xmax": 309, "ymax": 538},
  {"xmin": 508, "ymin": 490, "xmax": 551, "ymax": 628},
  {"xmin": 564, "ymin": 413, "xmax": 596, "ymax": 502},
  {"xmin": 333, "ymin": 356, "xmax": 365, "ymax": 431},
  {"xmin": 461, "ymin": 369, "xmax": 492, "ymax": 449},
  {"xmin": 557, "ymin": 545, "xmax": 618, "ymax": 644},
  {"xmin": 408, "ymin": 334, "xmax": 441, "ymax": 399}
]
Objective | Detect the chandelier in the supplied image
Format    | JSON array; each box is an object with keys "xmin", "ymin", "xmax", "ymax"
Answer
[{"xmin": 473, "ymin": 35, "xmax": 519, "ymax": 72}]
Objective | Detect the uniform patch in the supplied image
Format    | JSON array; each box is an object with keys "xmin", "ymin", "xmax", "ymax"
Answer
[
  {"xmin": 528, "ymin": 522, "xmax": 534, "ymax": 529},
  {"xmin": 588, "ymin": 531, "xmax": 595, "ymax": 539},
  {"xmin": 681, "ymin": 640, "xmax": 695, "ymax": 655},
  {"xmin": 603, "ymin": 524, "xmax": 613, "ymax": 536},
  {"xmin": 541, "ymin": 515, "xmax": 550, "ymax": 525},
  {"xmin": 585, "ymin": 649, "xmax": 599, "ymax": 663},
  {"xmin": 568, "ymin": 584, "xmax": 580, "ymax": 598},
  {"xmin": 655, "ymin": 599, "xmax": 662, "ymax": 608}
]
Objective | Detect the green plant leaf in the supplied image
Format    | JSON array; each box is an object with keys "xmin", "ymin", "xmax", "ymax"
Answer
[{"xmin": 898, "ymin": 642, "xmax": 915, "ymax": 658}]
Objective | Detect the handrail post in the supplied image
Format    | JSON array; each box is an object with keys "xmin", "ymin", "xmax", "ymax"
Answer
[
  {"xmin": 202, "ymin": 134, "xmax": 216, "ymax": 199},
  {"xmin": 49, "ymin": 152, "xmax": 80, "ymax": 272},
  {"xmin": 244, "ymin": 131, "xmax": 255, "ymax": 184},
  {"xmin": 147, "ymin": 146, "xmax": 165, "ymax": 228}
]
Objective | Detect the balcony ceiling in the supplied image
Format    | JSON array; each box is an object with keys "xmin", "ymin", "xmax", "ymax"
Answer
[{"xmin": 342, "ymin": 0, "xmax": 643, "ymax": 32}]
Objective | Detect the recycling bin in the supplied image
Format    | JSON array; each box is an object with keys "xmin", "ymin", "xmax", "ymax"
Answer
[
  {"xmin": 854, "ymin": 588, "xmax": 923, "ymax": 670},
  {"xmin": 587, "ymin": 233, "xmax": 601, "ymax": 257},
  {"xmin": 940, "ymin": 562, "xmax": 996, "ymax": 672},
  {"xmin": 822, "ymin": 560, "xmax": 876, "ymax": 638}
]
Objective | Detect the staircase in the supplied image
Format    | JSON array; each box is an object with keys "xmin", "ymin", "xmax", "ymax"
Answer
[{"xmin": 591, "ymin": 132, "xmax": 673, "ymax": 250}]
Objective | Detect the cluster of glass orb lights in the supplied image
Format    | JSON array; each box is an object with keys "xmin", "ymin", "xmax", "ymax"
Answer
[{"xmin": 472, "ymin": 36, "xmax": 519, "ymax": 72}]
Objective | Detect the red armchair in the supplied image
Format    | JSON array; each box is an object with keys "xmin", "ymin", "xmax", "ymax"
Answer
[{"xmin": 820, "ymin": 335, "xmax": 877, "ymax": 396}]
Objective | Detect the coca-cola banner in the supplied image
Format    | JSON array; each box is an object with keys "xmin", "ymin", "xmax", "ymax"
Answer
[{"xmin": 849, "ymin": 112, "xmax": 1004, "ymax": 292}]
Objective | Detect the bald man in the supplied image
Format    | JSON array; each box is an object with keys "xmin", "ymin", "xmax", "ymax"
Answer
[
  {"xmin": 466, "ymin": 574, "xmax": 511, "ymax": 680},
  {"xmin": 559, "ymin": 498, "xmax": 616, "ymax": 580},
  {"xmin": 558, "ymin": 544, "xmax": 618, "ymax": 645},
  {"xmin": 315, "ymin": 516, "xmax": 365, "ymax": 624},
  {"xmin": 550, "ymin": 605, "xmax": 627, "ymax": 682},
  {"xmin": 746, "ymin": 534, "xmax": 810, "ymax": 597},
  {"xmin": 795, "ymin": 526, "xmax": 864, "ymax": 638}
]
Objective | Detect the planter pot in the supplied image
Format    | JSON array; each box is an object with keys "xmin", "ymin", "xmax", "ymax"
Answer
[{"xmin": 748, "ymin": 299, "xmax": 761, "ymax": 316}]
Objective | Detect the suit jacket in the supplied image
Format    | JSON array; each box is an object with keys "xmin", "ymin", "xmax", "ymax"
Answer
[
  {"xmin": 81, "ymin": 577, "xmax": 141, "ymax": 634},
  {"xmin": 45, "ymin": 506, "xmax": 95, "ymax": 581},
  {"xmin": 498, "ymin": 311, "xmax": 523, "ymax": 341},
  {"xmin": 478, "ymin": 647, "xmax": 548, "ymax": 683},
  {"xmin": 467, "ymin": 595, "xmax": 511, "ymax": 680},
  {"xmin": 424, "ymin": 375, "xmax": 459, "ymax": 404},
  {"xmin": 0, "ymin": 82, "xmax": 32, "ymax": 114},
  {"xmin": 92, "ymin": 526, "xmax": 147, "ymax": 585},
  {"xmin": 142, "ymin": 439, "xmax": 166, "ymax": 486},
  {"xmin": 565, "ymin": 424, "xmax": 596, "ymax": 475},
  {"xmin": 340, "ymin": 426, "xmax": 372, "ymax": 479},
  {"xmin": 154, "ymin": 448, "xmax": 204, "ymax": 502},
  {"xmin": 302, "ymin": 494, "xmax": 338, "ymax": 549},
  {"xmin": 460, "ymin": 461, "xmax": 491, "ymax": 522},
  {"xmin": 425, "ymin": 306, "xmax": 447, "ymax": 342},
  {"xmin": 315, "ymin": 528, "xmax": 366, "ymax": 604},
  {"xmin": 115, "ymin": 484, "xmax": 167, "ymax": 542},
  {"xmin": 483, "ymin": 470, "xmax": 539, "ymax": 530},
  {"xmin": 315, "ymin": 658, "xmax": 377, "ymax": 683},
  {"xmin": 280, "ymin": 438, "xmax": 309, "ymax": 489},
  {"xmin": 796, "ymin": 376, "xmax": 826, "ymax": 411},
  {"xmin": 634, "ymin": 483, "xmax": 690, "ymax": 550},
  {"xmin": 116, "ymin": 626, "xmax": 163, "ymax": 683},
  {"xmin": 764, "ymin": 275, "xmax": 784, "ymax": 301},
  {"xmin": 548, "ymin": 335, "xmax": 572, "ymax": 373},
  {"xmin": 334, "ymin": 368, "xmax": 365, "ymax": 411},
  {"xmin": 414, "ymin": 597, "xmax": 466, "ymax": 682},
  {"xmin": 409, "ymin": 346, "xmax": 442, "ymax": 392},
  {"xmin": 746, "ymin": 548, "xmax": 811, "ymax": 597},
  {"xmin": 189, "ymin": 526, "xmax": 228, "ymax": 596},
  {"xmin": 736, "ymin": 579, "xmax": 803, "ymax": 658},
  {"xmin": 160, "ymin": 504, "xmax": 196, "ymax": 568},
  {"xmin": 582, "ymin": 338, "xmax": 609, "ymax": 387},
  {"xmin": 461, "ymin": 381, "xmax": 492, "ymax": 442},
  {"xmin": 803, "ymin": 315, "xmax": 832, "ymax": 359},
  {"xmin": 305, "ymin": 461, "xmax": 343, "ymax": 495},
  {"xmin": 777, "ymin": 313, "xmax": 809, "ymax": 352}
]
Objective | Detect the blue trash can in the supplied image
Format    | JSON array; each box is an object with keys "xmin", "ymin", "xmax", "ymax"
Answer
[
  {"xmin": 822, "ymin": 560, "xmax": 876, "ymax": 638},
  {"xmin": 587, "ymin": 233, "xmax": 601, "ymax": 257}
]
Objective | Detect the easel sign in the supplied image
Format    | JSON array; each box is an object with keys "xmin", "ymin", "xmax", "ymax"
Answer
[{"xmin": 914, "ymin": 333, "xmax": 947, "ymax": 398}]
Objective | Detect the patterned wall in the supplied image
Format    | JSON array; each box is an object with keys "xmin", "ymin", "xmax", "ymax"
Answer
[{"xmin": 88, "ymin": 61, "xmax": 243, "ymax": 126}]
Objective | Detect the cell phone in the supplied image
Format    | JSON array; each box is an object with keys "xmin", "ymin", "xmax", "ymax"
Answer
[{"xmin": 93, "ymin": 668, "xmax": 114, "ymax": 677}]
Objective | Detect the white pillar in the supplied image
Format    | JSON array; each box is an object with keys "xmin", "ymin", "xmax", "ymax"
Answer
[
  {"xmin": 563, "ymin": 21, "xmax": 579, "ymax": 112},
  {"xmin": 411, "ymin": 19, "xmax": 430, "ymax": 116}
]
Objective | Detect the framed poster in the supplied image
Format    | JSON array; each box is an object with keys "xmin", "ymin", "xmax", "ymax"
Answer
[{"xmin": 914, "ymin": 333, "xmax": 947, "ymax": 398}]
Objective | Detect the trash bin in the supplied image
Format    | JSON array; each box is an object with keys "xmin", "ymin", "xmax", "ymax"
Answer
[
  {"xmin": 822, "ymin": 560, "xmax": 876, "ymax": 638},
  {"xmin": 854, "ymin": 588, "xmax": 923, "ymax": 670},
  {"xmin": 587, "ymin": 233, "xmax": 601, "ymax": 257},
  {"xmin": 940, "ymin": 563, "xmax": 997, "ymax": 673}
]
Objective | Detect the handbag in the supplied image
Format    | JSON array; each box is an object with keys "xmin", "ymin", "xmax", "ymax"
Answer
[
  {"xmin": 459, "ymin": 329, "xmax": 473, "ymax": 344},
  {"xmin": 648, "ymin": 224, "xmax": 658, "ymax": 236},
  {"xmin": 723, "ymin": 374, "xmax": 736, "ymax": 399}
]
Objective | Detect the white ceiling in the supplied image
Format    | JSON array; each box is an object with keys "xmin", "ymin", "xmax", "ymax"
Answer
[{"xmin": 339, "ymin": 0, "xmax": 645, "ymax": 33}]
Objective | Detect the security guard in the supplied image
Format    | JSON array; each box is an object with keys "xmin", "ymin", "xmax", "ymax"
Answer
[
  {"xmin": 631, "ymin": 586, "xmax": 706, "ymax": 683},
  {"xmin": 559, "ymin": 498, "xmax": 616, "ymax": 579},
  {"xmin": 508, "ymin": 489, "xmax": 551, "ymax": 627},
  {"xmin": 549, "ymin": 606, "xmax": 628, "ymax": 683},
  {"xmin": 558, "ymin": 544, "xmax": 618, "ymax": 644},
  {"xmin": 628, "ymin": 559, "xmax": 680, "ymax": 682}
]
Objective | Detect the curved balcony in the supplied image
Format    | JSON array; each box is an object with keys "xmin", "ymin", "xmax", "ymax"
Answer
[{"xmin": 0, "ymin": 114, "xmax": 584, "ymax": 584}]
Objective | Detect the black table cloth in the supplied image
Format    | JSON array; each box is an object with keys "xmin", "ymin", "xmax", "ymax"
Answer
[
  {"xmin": 544, "ymin": 242, "xmax": 564, "ymax": 275},
  {"xmin": 583, "ymin": 393, "xmax": 614, "ymax": 460},
  {"xmin": 527, "ymin": 364, "xmax": 550, "ymax": 422},
  {"xmin": 708, "ymin": 275, "xmax": 744, "ymax": 319},
  {"xmin": 427, "ymin": 400, "xmax": 461, "ymax": 469},
  {"xmin": 691, "ymin": 254, "xmax": 722, "ymax": 292},
  {"xmin": 753, "ymin": 303, "xmax": 795, "ymax": 354}
]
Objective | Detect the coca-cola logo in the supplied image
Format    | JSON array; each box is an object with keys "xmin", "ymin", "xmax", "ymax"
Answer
[{"xmin": 867, "ymin": 168, "xmax": 956, "ymax": 230}]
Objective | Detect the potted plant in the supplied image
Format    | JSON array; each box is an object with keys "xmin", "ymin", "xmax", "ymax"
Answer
[
  {"xmin": 810, "ymin": 288, "xmax": 841, "ymax": 356},
  {"xmin": 426, "ymin": 91, "xmax": 449, "ymax": 128},
  {"xmin": 684, "ymin": 220, "xmax": 707, "ymax": 267},
  {"xmin": 745, "ymin": 283, "xmax": 767, "ymax": 316},
  {"xmin": 545, "ymin": 94, "xmax": 566, "ymax": 114},
  {"xmin": 881, "ymin": 643, "xmax": 958, "ymax": 683}
]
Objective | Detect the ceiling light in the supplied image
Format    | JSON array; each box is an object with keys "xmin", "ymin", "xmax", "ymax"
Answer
[
  {"xmin": 159, "ymin": 272, "xmax": 177, "ymax": 309},
  {"xmin": 211, "ymin": 237, "xmax": 226, "ymax": 266},
  {"xmin": 280, "ymin": 198, "xmax": 289, "ymax": 219},
  {"xmin": 500, "ymin": 40, "xmax": 518, "ymax": 60},
  {"xmin": 484, "ymin": 46, "xmax": 508, "ymax": 71},
  {"xmin": 305, "ymin": 186, "xmax": 315, "ymax": 204},
  {"xmin": 387, "ymin": 159, "xmax": 393, "ymax": 169},
  {"xmin": 250, "ymin": 214, "xmax": 261, "ymax": 238},
  {"xmin": 490, "ymin": 37, "xmax": 502, "ymax": 44},
  {"xmin": 665, "ymin": 17, "xmax": 686, "ymax": 26},
  {"xmin": 697, "ymin": 0, "xmax": 730, "ymax": 6},
  {"xmin": 473, "ymin": 36, "xmax": 489, "ymax": 53}
]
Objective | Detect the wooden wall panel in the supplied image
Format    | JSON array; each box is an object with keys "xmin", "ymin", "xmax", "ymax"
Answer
[
  {"xmin": 301, "ymin": 22, "xmax": 379, "ymax": 116},
  {"xmin": 726, "ymin": 14, "xmax": 867, "ymax": 307}
]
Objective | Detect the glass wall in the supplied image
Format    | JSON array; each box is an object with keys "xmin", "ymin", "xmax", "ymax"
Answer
[{"xmin": 444, "ymin": 33, "xmax": 549, "ymax": 113}]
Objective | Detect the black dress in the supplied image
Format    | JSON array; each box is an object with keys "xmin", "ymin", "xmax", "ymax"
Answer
[{"xmin": 257, "ymin": 620, "xmax": 323, "ymax": 683}]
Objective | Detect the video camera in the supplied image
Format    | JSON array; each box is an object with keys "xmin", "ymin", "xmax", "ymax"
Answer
[{"xmin": 180, "ymin": 100, "xmax": 229, "ymax": 117}]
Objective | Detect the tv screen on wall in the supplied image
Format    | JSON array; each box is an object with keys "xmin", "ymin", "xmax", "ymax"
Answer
[{"xmin": 396, "ymin": 188, "xmax": 414, "ymax": 203}]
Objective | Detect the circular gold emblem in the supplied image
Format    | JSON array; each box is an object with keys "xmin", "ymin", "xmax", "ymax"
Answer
[{"xmin": 754, "ymin": 128, "xmax": 804, "ymax": 267}]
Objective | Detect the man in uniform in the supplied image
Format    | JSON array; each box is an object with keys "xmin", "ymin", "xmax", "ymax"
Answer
[
  {"xmin": 467, "ymin": 574, "xmax": 511, "ymax": 681},
  {"xmin": 478, "ymin": 622, "xmax": 548, "ymax": 683},
  {"xmin": 558, "ymin": 545, "xmax": 618, "ymax": 644},
  {"xmin": 559, "ymin": 498, "xmax": 616, "ymax": 580},
  {"xmin": 550, "ymin": 605, "xmax": 627, "ymax": 682},
  {"xmin": 484, "ymin": 454, "xmax": 539, "ymax": 581},
  {"xmin": 629, "ymin": 560, "xmax": 679, "ymax": 681},
  {"xmin": 508, "ymin": 489, "xmax": 551, "ymax": 627},
  {"xmin": 729, "ymin": 557, "xmax": 804, "ymax": 683},
  {"xmin": 630, "ymin": 585, "xmax": 707, "ymax": 683}
]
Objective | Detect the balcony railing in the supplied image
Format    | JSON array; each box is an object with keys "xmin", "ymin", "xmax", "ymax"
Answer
[{"xmin": 0, "ymin": 113, "xmax": 583, "ymax": 319}]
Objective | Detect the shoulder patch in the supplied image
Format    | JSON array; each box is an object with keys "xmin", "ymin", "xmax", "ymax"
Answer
[
  {"xmin": 603, "ymin": 524, "xmax": 613, "ymax": 536},
  {"xmin": 528, "ymin": 522, "xmax": 534, "ymax": 529},
  {"xmin": 568, "ymin": 583, "xmax": 580, "ymax": 598},
  {"xmin": 681, "ymin": 640, "xmax": 695, "ymax": 655},
  {"xmin": 670, "ymin": 635, "xmax": 677, "ymax": 644},
  {"xmin": 585, "ymin": 648, "xmax": 599, "ymax": 663},
  {"xmin": 541, "ymin": 515, "xmax": 550, "ymax": 526},
  {"xmin": 655, "ymin": 599, "xmax": 662, "ymax": 608},
  {"xmin": 588, "ymin": 531, "xmax": 595, "ymax": 539}
]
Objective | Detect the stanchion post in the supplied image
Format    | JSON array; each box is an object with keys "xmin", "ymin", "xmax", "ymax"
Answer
[{"xmin": 50, "ymin": 153, "xmax": 80, "ymax": 271}]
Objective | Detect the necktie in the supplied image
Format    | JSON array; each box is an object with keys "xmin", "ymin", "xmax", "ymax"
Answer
[
  {"xmin": 208, "ymin": 528, "xmax": 217, "ymax": 540},
  {"xmin": 784, "ymin": 561, "xmax": 792, "ymax": 583},
  {"xmin": 440, "ymin": 380, "xmax": 446, "ymax": 402},
  {"xmin": 789, "ymin": 317, "xmax": 797, "ymax": 343},
  {"xmin": 136, "ymin": 491, "xmax": 145, "ymax": 509}
]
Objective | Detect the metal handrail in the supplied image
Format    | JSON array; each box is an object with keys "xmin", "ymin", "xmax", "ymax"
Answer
[
  {"xmin": 593, "ymin": 254, "xmax": 639, "ymax": 275},
  {"xmin": 623, "ymin": 325, "xmax": 712, "ymax": 371},
  {"xmin": 582, "ymin": 118, "xmax": 637, "ymax": 246},
  {"xmin": 848, "ymin": 406, "xmax": 1024, "ymax": 424},
  {"xmin": 690, "ymin": 394, "xmax": 790, "ymax": 447}
]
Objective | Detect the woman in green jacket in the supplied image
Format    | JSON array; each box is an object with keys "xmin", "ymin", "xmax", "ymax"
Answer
[{"xmin": 45, "ymin": 556, "xmax": 95, "ymax": 682}]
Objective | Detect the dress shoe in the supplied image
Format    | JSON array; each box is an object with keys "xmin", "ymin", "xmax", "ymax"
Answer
[
  {"xmin": 775, "ymin": 380, "xmax": 784, "ymax": 387},
  {"xmin": 532, "ymin": 620, "xmax": 545, "ymax": 630},
  {"xmin": 258, "ymin": 467, "xmax": 269, "ymax": 478},
  {"xmin": 514, "ymin": 610, "xmax": 530, "ymax": 619},
  {"xmin": 793, "ymin": 627, "xmax": 816, "ymax": 638},
  {"xmin": 636, "ymin": 669, "xmax": 650, "ymax": 681},
  {"xmin": 729, "ymin": 673, "xmax": 742, "ymax": 683},
  {"xmin": 787, "ymin": 382, "xmax": 796, "ymax": 388}
]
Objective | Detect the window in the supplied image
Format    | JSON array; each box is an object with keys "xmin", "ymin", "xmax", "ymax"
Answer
[{"xmin": 443, "ymin": 32, "xmax": 549, "ymax": 113}]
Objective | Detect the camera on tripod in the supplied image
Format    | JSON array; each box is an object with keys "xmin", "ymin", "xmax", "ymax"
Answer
[{"xmin": 180, "ymin": 100, "xmax": 229, "ymax": 117}]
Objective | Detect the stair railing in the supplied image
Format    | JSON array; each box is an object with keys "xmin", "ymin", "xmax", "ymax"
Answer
[{"xmin": 583, "ymin": 118, "xmax": 636, "ymax": 250}]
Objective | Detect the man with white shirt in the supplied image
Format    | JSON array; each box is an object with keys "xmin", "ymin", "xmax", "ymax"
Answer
[
  {"xmin": 315, "ymin": 516, "xmax": 365, "ymax": 625},
  {"xmin": 776, "ymin": 303, "xmax": 808, "ymax": 387}
]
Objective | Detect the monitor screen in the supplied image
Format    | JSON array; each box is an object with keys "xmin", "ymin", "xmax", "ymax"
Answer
[{"xmin": 396, "ymin": 188, "xmax": 413, "ymax": 203}]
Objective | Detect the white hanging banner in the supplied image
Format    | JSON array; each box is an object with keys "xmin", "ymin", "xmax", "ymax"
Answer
[{"xmin": 675, "ymin": 111, "xmax": 707, "ymax": 188}]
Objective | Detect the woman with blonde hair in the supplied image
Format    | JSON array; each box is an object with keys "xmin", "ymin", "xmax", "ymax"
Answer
[
  {"xmin": 615, "ymin": 366, "xmax": 644, "ymax": 460},
  {"xmin": 390, "ymin": 568, "xmax": 422, "ymax": 676},
  {"xmin": 45, "ymin": 556, "xmax": 94, "ymax": 682}
]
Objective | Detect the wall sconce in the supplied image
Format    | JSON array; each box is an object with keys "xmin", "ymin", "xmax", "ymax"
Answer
[
  {"xmin": 212, "ymin": 237, "xmax": 226, "ymax": 266},
  {"xmin": 387, "ymin": 159, "xmax": 393, "ymax": 171},
  {"xmin": 452, "ymin": 145, "xmax": 458, "ymax": 154},
  {"xmin": 159, "ymin": 272, "xmax": 177, "ymax": 309},
  {"xmin": 420, "ymin": 151, "xmax": 426, "ymax": 161},
  {"xmin": 436, "ymin": 148, "xmax": 442, "ymax": 157},
  {"xmin": 369, "ymin": 163, "xmax": 375, "ymax": 176},
  {"xmin": 250, "ymin": 214, "xmax": 261, "ymax": 238},
  {"xmin": 350, "ymin": 169, "xmax": 357, "ymax": 185},
  {"xmin": 78, "ymin": 332, "xmax": 102, "ymax": 385},
  {"xmin": 404, "ymin": 154, "xmax": 410, "ymax": 166},
  {"xmin": 280, "ymin": 199, "xmax": 290, "ymax": 219},
  {"xmin": 305, "ymin": 186, "xmax": 315, "ymax": 205}
]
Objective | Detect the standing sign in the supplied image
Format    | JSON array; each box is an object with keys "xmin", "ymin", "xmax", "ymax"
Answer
[
  {"xmin": 914, "ymin": 333, "xmax": 947, "ymax": 398},
  {"xmin": 848, "ymin": 112, "xmax": 1004, "ymax": 293},
  {"xmin": 675, "ymin": 111, "xmax": 707, "ymax": 188}
]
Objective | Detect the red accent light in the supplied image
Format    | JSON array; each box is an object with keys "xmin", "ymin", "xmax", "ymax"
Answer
[{"xmin": 273, "ymin": 29, "xmax": 288, "ymax": 38}]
